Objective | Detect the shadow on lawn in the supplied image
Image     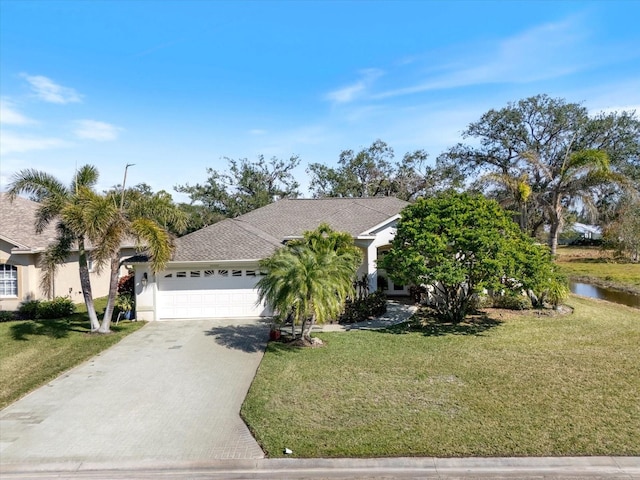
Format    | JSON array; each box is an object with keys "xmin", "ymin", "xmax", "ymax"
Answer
[
  {"xmin": 204, "ymin": 322, "xmax": 270, "ymax": 353},
  {"xmin": 380, "ymin": 312, "xmax": 503, "ymax": 337},
  {"xmin": 10, "ymin": 314, "xmax": 91, "ymax": 341}
]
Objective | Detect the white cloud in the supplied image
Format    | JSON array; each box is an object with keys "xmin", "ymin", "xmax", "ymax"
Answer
[
  {"xmin": 375, "ymin": 16, "xmax": 591, "ymax": 99},
  {"xmin": 0, "ymin": 131, "xmax": 71, "ymax": 155},
  {"xmin": 0, "ymin": 99, "xmax": 35, "ymax": 125},
  {"xmin": 21, "ymin": 73, "xmax": 82, "ymax": 104},
  {"xmin": 325, "ymin": 69, "xmax": 384, "ymax": 104},
  {"xmin": 73, "ymin": 120, "xmax": 122, "ymax": 141}
]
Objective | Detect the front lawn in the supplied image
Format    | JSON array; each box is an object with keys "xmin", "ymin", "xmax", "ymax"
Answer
[
  {"xmin": 0, "ymin": 298, "xmax": 145, "ymax": 409},
  {"xmin": 242, "ymin": 296, "xmax": 640, "ymax": 457},
  {"xmin": 556, "ymin": 246, "xmax": 640, "ymax": 294}
]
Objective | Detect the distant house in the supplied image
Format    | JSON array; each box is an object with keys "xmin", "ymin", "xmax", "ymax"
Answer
[
  {"xmin": 571, "ymin": 222, "xmax": 602, "ymax": 240},
  {"xmin": 132, "ymin": 197, "xmax": 409, "ymax": 321},
  {"xmin": 0, "ymin": 193, "xmax": 136, "ymax": 311}
]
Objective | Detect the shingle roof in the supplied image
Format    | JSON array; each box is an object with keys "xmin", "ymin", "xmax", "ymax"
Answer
[
  {"xmin": 172, "ymin": 218, "xmax": 283, "ymax": 262},
  {"xmin": 0, "ymin": 193, "xmax": 59, "ymax": 251},
  {"xmin": 173, "ymin": 197, "xmax": 408, "ymax": 262},
  {"xmin": 0, "ymin": 193, "xmax": 138, "ymax": 253}
]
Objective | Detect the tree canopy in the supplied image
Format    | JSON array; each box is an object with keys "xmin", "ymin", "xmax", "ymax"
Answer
[
  {"xmin": 308, "ymin": 139, "xmax": 463, "ymax": 201},
  {"xmin": 380, "ymin": 192, "xmax": 562, "ymax": 322},
  {"xmin": 175, "ymin": 155, "xmax": 301, "ymax": 220},
  {"xmin": 441, "ymin": 94, "xmax": 640, "ymax": 254}
]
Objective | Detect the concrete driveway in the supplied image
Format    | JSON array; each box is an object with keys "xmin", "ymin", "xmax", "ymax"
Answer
[{"xmin": 0, "ymin": 318, "xmax": 269, "ymax": 467}]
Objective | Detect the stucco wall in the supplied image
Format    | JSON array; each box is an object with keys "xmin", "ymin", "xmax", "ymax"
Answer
[{"xmin": 0, "ymin": 245, "xmax": 138, "ymax": 312}]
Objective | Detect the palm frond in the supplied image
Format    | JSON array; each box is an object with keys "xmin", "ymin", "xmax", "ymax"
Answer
[{"xmin": 130, "ymin": 218, "xmax": 175, "ymax": 272}]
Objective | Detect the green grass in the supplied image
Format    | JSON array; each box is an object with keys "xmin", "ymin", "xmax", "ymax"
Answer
[
  {"xmin": 556, "ymin": 246, "xmax": 640, "ymax": 294},
  {"xmin": 0, "ymin": 297, "xmax": 145, "ymax": 409},
  {"xmin": 242, "ymin": 296, "xmax": 640, "ymax": 457}
]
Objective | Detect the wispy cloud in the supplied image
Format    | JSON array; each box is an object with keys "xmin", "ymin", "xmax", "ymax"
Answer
[
  {"xmin": 375, "ymin": 17, "xmax": 589, "ymax": 99},
  {"xmin": 325, "ymin": 69, "xmax": 384, "ymax": 104},
  {"xmin": 21, "ymin": 73, "xmax": 82, "ymax": 104},
  {"xmin": 0, "ymin": 99, "xmax": 35, "ymax": 125},
  {"xmin": 73, "ymin": 120, "xmax": 121, "ymax": 141},
  {"xmin": 0, "ymin": 131, "xmax": 71, "ymax": 155},
  {"xmin": 249, "ymin": 129, "xmax": 267, "ymax": 135}
]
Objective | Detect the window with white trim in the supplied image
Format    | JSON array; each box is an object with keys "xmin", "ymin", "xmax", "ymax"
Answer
[{"xmin": 0, "ymin": 264, "xmax": 18, "ymax": 297}]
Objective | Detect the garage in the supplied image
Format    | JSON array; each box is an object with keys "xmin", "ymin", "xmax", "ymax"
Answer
[{"xmin": 157, "ymin": 267, "xmax": 269, "ymax": 320}]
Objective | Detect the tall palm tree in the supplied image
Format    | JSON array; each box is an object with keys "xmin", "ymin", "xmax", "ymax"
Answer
[
  {"xmin": 8, "ymin": 166, "xmax": 103, "ymax": 330},
  {"xmin": 257, "ymin": 224, "xmax": 362, "ymax": 343},
  {"xmin": 85, "ymin": 187, "xmax": 186, "ymax": 332}
]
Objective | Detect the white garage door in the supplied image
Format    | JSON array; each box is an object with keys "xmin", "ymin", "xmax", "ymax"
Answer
[{"xmin": 157, "ymin": 267, "xmax": 268, "ymax": 320}]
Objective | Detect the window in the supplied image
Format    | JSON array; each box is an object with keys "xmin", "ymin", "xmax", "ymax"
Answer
[
  {"xmin": 176, "ymin": 271, "xmax": 187, "ymax": 278},
  {"xmin": 164, "ymin": 273, "xmax": 173, "ymax": 278},
  {"xmin": 232, "ymin": 270, "xmax": 242, "ymax": 277},
  {"xmin": 218, "ymin": 269, "xmax": 228, "ymax": 277},
  {"xmin": 204, "ymin": 270, "xmax": 215, "ymax": 277},
  {"xmin": 245, "ymin": 270, "xmax": 256, "ymax": 277},
  {"xmin": 190, "ymin": 271, "xmax": 201, "ymax": 278},
  {"xmin": 0, "ymin": 264, "xmax": 18, "ymax": 297}
]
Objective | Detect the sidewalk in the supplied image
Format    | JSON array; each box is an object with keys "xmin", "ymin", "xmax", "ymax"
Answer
[{"xmin": 320, "ymin": 299, "xmax": 418, "ymax": 332}]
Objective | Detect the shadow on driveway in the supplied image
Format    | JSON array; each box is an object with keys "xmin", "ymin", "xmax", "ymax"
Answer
[{"xmin": 204, "ymin": 321, "xmax": 270, "ymax": 353}]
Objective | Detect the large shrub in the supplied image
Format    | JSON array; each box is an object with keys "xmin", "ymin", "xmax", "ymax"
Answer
[
  {"xmin": 17, "ymin": 297, "xmax": 76, "ymax": 320},
  {"xmin": 339, "ymin": 291, "xmax": 387, "ymax": 324},
  {"xmin": 381, "ymin": 193, "xmax": 560, "ymax": 322}
]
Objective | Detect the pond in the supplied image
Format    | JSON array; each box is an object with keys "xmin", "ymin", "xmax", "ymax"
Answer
[{"xmin": 569, "ymin": 281, "xmax": 640, "ymax": 309}]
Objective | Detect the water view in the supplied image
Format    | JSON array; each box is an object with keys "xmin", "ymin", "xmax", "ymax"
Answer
[{"xmin": 570, "ymin": 282, "xmax": 640, "ymax": 309}]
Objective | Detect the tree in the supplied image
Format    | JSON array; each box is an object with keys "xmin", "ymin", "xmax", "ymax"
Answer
[
  {"xmin": 380, "ymin": 193, "xmax": 558, "ymax": 323},
  {"xmin": 603, "ymin": 197, "xmax": 640, "ymax": 262},
  {"xmin": 8, "ymin": 166, "xmax": 103, "ymax": 330},
  {"xmin": 442, "ymin": 95, "xmax": 639, "ymax": 254},
  {"xmin": 86, "ymin": 185, "xmax": 186, "ymax": 332},
  {"xmin": 256, "ymin": 224, "xmax": 362, "ymax": 344},
  {"xmin": 9, "ymin": 168, "xmax": 183, "ymax": 333},
  {"xmin": 175, "ymin": 155, "xmax": 301, "ymax": 219},
  {"xmin": 308, "ymin": 139, "xmax": 461, "ymax": 201}
]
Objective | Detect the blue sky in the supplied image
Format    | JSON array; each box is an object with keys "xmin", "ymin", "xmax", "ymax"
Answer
[{"xmin": 1, "ymin": 0, "xmax": 639, "ymax": 201}]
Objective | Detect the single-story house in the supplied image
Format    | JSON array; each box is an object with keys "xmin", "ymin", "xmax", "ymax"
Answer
[
  {"xmin": 0, "ymin": 193, "xmax": 137, "ymax": 311},
  {"xmin": 571, "ymin": 222, "xmax": 602, "ymax": 240},
  {"xmin": 132, "ymin": 197, "xmax": 409, "ymax": 321}
]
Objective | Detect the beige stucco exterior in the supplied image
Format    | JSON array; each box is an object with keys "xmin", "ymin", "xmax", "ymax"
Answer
[{"xmin": 0, "ymin": 241, "xmax": 137, "ymax": 312}]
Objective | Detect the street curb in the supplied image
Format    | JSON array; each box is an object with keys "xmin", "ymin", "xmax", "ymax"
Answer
[{"xmin": 2, "ymin": 456, "xmax": 639, "ymax": 477}]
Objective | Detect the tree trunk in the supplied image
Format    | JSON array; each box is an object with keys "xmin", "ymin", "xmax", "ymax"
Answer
[
  {"xmin": 78, "ymin": 239, "xmax": 100, "ymax": 331},
  {"xmin": 98, "ymin": 251, "xmax": 120, "ymax": 333},
  {"xmin": 98, "ymin": 255, "xmax": 121, "ymax": 334},
  {"xmin": 548, "ymin": 198, "xmax": 563, "ymax": 256},
  {"xmin": 301, "ymin": 315, "xmax": 315, "ymax": 343}
]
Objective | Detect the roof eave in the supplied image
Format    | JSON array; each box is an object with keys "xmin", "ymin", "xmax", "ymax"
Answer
[{"xmin": 358, "ymin": 214, "xmax": 401, "ymax": 236}]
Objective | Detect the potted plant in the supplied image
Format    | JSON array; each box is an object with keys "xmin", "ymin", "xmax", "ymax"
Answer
[{"xmin": 115, "ymin": 293, "xmax": 134, "ymax": 320}]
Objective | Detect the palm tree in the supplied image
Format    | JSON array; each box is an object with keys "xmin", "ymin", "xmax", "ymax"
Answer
[
  {"xmin": 85, "ymin": 187, "xmax": 186, "ymax": 332},
  {"xmin": 525, "ymin": 149, "xmax": 625, "ymax": 255},
  {"xmin": 8, "ymin": 166, "xmax": 103, "ymax": 330},
  {"xmin": 257, "ymin": 224, "xmax": 362, "ymax": 343}
]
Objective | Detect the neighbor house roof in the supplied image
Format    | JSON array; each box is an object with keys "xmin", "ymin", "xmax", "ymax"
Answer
[
  {"xmin": 1, "ymin": 193, "xmax": 138, "ymax": 254},
  {"xmin": 0, "ymin": 193, "xmax": 59, "ymax": 251},
  {"xmin": 172, "ymin": 197, "xmax": 409, "ymax": 263}
]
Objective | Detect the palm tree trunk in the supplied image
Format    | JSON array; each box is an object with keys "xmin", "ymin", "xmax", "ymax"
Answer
[
  {"xmin": 302, "ymin": 315, "xmax": 315, "ymax": 343},
  {"xmin": 78, "ymin": 240, "xmax": 100, "ymax": 331},
  {"xmin": 98, "ymin": 255, "xmax": 121, "ymax": 333}
]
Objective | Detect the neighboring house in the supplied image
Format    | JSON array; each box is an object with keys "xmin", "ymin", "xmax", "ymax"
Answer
[
  {"xmin": 571, "ymin": 222, "xmax": 602, "ymax": 241},
  {"xmin": 0, "ymin": 193, "xmax": 136, "ymax": 311},
  {"xmin": 132, "ymin": 197, "xmax": 409, "ymax": 321}
]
